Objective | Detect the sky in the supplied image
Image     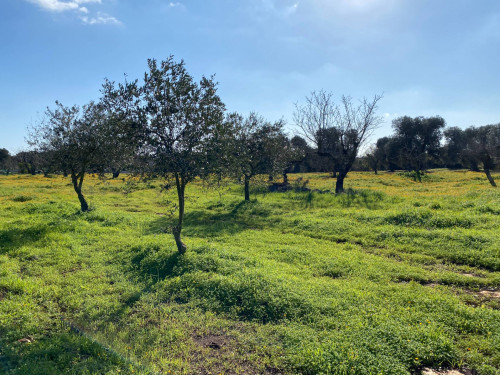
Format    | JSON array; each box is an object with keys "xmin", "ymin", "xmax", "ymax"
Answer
[{"xmin": 1, "ymin": 0, "xmax": 499, "ymax": 153}]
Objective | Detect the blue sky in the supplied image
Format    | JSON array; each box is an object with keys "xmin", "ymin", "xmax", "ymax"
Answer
[{"xmin": 1, "ymin": 0, "xmax": 499, "ymax": 153}]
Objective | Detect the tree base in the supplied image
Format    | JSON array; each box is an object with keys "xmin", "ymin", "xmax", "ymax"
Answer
[{"xmin": 172, "ymin": 226, "xmax": 187, "ymax": 254}]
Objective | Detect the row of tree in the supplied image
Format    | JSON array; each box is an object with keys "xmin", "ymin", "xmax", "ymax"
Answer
[
  {"xmin": 364, "ymin": 117, "xmax": 500, "ymax": 186},
  {"xmin": 2, "ymin": 56, "xmax": 498, "ymax": 253},
  {"xmin": 4, "ymin": 57, "xmax": 383, "ymax": 253}
]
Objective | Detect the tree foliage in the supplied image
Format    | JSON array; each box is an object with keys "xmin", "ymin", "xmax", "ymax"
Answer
[
  {"xmin": 228, "ymin": 112, "xmax": 291, "ymax": 200},
  {"xmin": 392, "ymin": 116, "xmax": 445, "ymax": 181},
  {"xmin": 139, "ymin": 57, "xmax": 226, "ymax": 253}
]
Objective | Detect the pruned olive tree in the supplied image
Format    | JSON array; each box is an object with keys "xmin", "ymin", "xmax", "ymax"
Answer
[
  {"xmin": 139, "ymin": 57, "xmax": 226, "ymax": 254},
  {"xmin": 229, "ymin": 112, "xmax": 289, "ymax": 201},
  {"xmin": 294, "ymin": 90, "xmax": 383, "ymax": 193},
  {"xmin": 392, "ymin": 116, "xmax": 445, "ymax": 181},
  {"xmin": 463, "ymin": 124, "xmax": 500, "ymax": 187}
]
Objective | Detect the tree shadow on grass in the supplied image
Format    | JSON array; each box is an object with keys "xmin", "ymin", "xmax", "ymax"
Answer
[
  {"xmin": 147, "ymin": 200, "xmax": 274, "ymax": 238},
  {"xmin": 0, "ymin": 226, "xmax": 49, "ymax": 254},
  {"xmin": 101, "ymin": 201, "xmax": 276, "ymax": 326},
  {"xmin": 0, "ymin": 331, "xmax": 139, "ymax": 375}
]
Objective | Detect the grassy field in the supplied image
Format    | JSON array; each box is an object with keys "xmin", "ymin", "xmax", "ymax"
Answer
[{"xmin": 0, "ymin": 170, "xmax": 499, "ymax": 375}]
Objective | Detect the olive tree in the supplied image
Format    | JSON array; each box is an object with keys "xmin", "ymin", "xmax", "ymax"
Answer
[
  {"xmin": 139, "ymin": 57, "xmax": 226, "ymax": 254},
  {"xmin": 294, "ymin": 90, "xmax": 383, "ymax": 193},
  {"xmin": 392, "ymin": 116, "xmax": 445, "ymax": 181},
  {"xmin": 229, "ymin": 112, "xmax": 290, "ymax": 201},
  {"xmin": 29, "ymin": 95, "xmax": 137, "ymax": 211},
  {"xmin": 30, "ymin": 102, "xmax": 108, "ymax": 211},
  {"xmin": 463, "ymin": 124, "xmax": 500, "ymax": 187},
  {"xmin": 100, "ymin": 77, "xmax": 143, "ymax": 178},
  {"xmin": 0, "ymin": 148, "xmax": 12, "ymax": 174}
]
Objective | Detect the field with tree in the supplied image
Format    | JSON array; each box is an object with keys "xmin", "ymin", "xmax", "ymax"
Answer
[
  {"xmin": 0, "ymin": 170, "xmax": 499, "ymax": 375},
  {"xmin": 1, "ymin": 57, "xmax": 500, "ymax": 375}
]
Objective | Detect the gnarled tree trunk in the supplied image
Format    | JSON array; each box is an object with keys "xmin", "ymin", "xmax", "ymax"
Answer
[
  {"xmin": 173, "ymin": 173, "xmax": 187, "ymax": 254},
  {"xmin": 71, "ymin": 172, "xmax": 89, "ymax": 212},
  {"xmin": 484, "ymin": 169, "xmax": 497, "ymax": 187},
  {"xmin": 335, "ymin": 173, "xmax": 345, "ymax": 194}
]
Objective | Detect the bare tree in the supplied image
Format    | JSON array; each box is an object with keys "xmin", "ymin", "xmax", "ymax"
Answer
[{"xmin": 294, "ymin": 90, "xmax": 383, "ymax": 193}]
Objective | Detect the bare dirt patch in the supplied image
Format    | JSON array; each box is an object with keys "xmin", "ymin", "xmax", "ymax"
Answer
[
  {"xmin": 479, "ymin": 289, "xmax": 500, "ymax": 299},
  {"xmin": 422, "ymin": 369, "xmax": 472, "ymax": 375},
  {"xmin": 458, "ymin": 287, "xmax": 500, "ymax": 310},
  {"xmin": 190, "ymin": 333, "xmax": 282, "ymax": 375},
  {"xmin": 193, "ymin": 334, "xmax": 229, "ymax": 350}
]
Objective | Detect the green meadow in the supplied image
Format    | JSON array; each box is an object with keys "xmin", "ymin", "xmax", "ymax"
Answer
[{"xmin": 0, "ymin": 170, "xmax": 499, "ymax": 375}]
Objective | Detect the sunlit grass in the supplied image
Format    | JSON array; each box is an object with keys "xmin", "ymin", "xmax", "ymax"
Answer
[{"xmin": 0, "ymin": 170, "xmax": 499, "ymax": 374}]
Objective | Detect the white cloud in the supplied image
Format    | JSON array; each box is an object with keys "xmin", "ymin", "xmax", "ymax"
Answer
[
  {"xmin": 26, "ymin": 0, "xmax": 120, "ymax": 26},
  {"xmin": 81, "ymin": 11, "xmax": 121, "ymax": 25},
  {"xmin": 27, "ymin": 0, "xmax": 79, "ymax": 12},
  {"xmin": 164, "ymin": 2, "xmax": 186, "ymax": 11},
  {"xmin": 26, "ymin": 0, "xmax": 102, "ymax": 12}
]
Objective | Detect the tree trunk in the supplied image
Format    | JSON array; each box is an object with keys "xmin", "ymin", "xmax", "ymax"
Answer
[
  {"xmin": 374, "ymin": 168, "xmax": 378, "ymax": 175},
  {"xmin": 414, "ymin": 169, "xmax": 422, "ymax": 182},
  {"xmin": 71, "ymin": 173, "xmax": 89, "ymax": 212},
  {"xmin": 283, "ymin": 172, "xmax": 289, "ymax": 186},
  {"xmin": 332, "ymin": 168, "xmax": 337, "ymax": 178},
  {"xmin": 484, "ymin": 169, "xmax": 497, "ymax": 187},
  {"xmin": 335, "ymin": 174, "xmax": 345, "ymax": 194},
  {"xmin": 244, "ymin": 175, "xmax": 250, "ymax": 201},
  {"xmin": 173, "ymin": 173, "xmax": 187, "ymax": 254}
]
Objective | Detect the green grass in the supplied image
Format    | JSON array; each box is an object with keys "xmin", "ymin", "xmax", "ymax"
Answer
[{"xmin": 0, "ymin": 170, "xmax": 499, "ymax": 374}]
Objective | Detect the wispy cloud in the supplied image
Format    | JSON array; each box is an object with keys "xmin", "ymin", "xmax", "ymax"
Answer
[
  {"xmin": 25, "ymin": 0, "xmax": 121, "ymax": 25},
  {"xmin": 80, "ymin": 11, "xmax": 121, "ymax": 25},
  {"xmin": 26, "ymin": 0, "xmax": 101, "ymax": 13},
  {"xmin": 164, "ymin": 2, "xmax": 186, "ymax": 11}
]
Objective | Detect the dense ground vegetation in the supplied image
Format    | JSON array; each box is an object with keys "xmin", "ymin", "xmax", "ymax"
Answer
[{"xmin": 0, "ymin": 170, "xmax": 499, "ymax": 374}]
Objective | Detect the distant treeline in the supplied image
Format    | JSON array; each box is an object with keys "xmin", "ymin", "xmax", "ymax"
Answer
[{"xmin": 2, "ymin": 119, "xmax": 499, "ymax": 183}]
